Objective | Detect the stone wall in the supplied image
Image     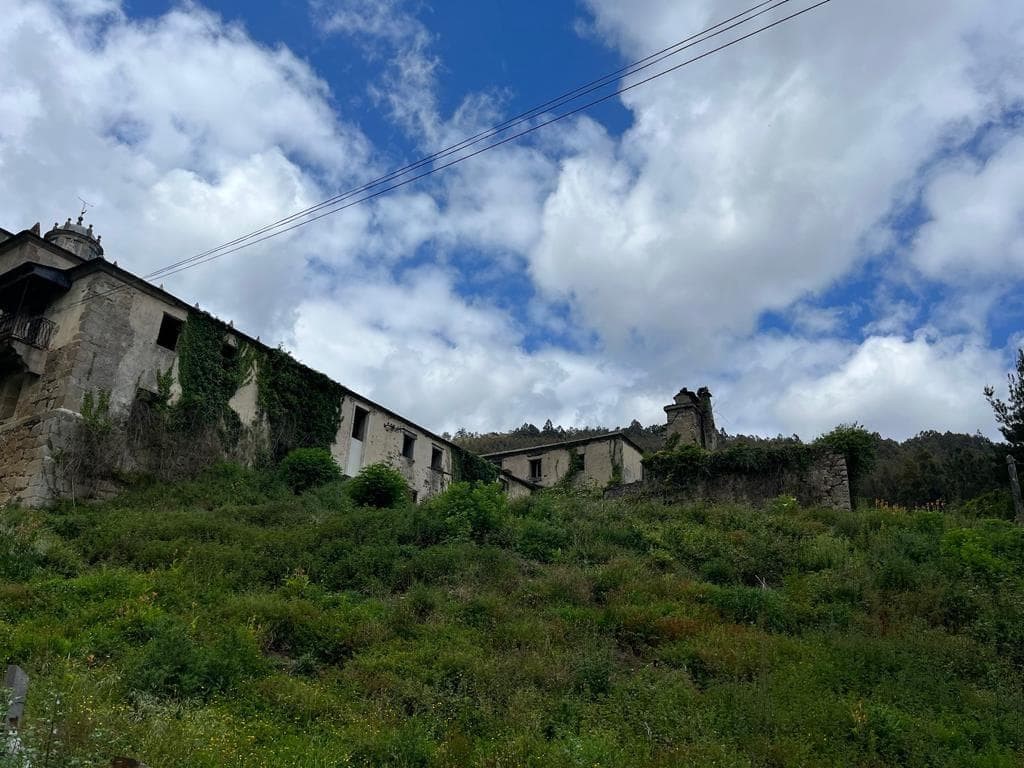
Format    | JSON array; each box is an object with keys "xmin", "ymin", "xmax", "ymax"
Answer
[
  {"xmin": 604, "ymin": 451, "xmax": 851, "ymax": 511},
  {"xmin": 0, "ymin": 409, "xmax": 82, "ymax": 507}
]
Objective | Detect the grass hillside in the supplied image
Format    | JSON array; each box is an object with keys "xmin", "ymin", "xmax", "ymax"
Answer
[{"xmin": 1, "ymin": 465, "xmax": 1022, "ymax": 767}]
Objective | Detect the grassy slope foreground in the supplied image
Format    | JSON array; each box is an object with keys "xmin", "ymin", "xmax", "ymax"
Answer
[{"xmin": 1, "ymin": 465, "xmax": 1022, "ymax": 767}]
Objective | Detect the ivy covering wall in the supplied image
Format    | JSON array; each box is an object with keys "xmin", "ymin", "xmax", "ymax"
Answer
[
  {"xmin": 255, "ymin": 348, "xmax": 344, "ymax": 460},
  {"xmin": 643, "ymin": 443, "xmax": 824, "ymax": 486},
  {"xmin": 173, "ymin": 313, "xmax": 252, "ymax": 431},
  {"xmin": 162, "ymin": 316, "xmax": 344, "ymax": 462},
  {"xmin": 452, "ymin": 445, "xmax": 500, "ymax": 484}
]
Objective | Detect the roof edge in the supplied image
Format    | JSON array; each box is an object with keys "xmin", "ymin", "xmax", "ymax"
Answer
[{"xmin": 481, "ymin": 430, "xmax": 645, "ymax": 459}]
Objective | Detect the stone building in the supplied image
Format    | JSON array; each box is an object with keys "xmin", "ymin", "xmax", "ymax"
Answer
[
  {"xmin": 0, "ymin": 217, "xmax": 467, "ymax": 507},
  {"xmin": 664, "ymin": 386, "xmax": 718, "ymax": 449},
  {"xmin": 482, "ymin": 432, "xmax": 644, "ymax": 489}
]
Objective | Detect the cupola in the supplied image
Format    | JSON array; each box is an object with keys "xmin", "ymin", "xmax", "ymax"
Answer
[{"xmin": 44, "ymin": 213, "xmax": 104, "ymax": 260}]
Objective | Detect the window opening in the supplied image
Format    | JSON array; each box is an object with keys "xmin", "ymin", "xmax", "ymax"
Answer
[
  {"xmin": 0, "ymin": 372, "xmax": 25, "ymax": 421},
  {"xmin": 430, "ymin": 445, "xmax": 443, "ymax": 470},
  {"xmin": 156, "ymin": 313, "xmax": 184, "ymax": 351},
  {"xmin": 529, "ymin": 458, "xmax": 542, "ymax": 480},
  {"xmin": 402, "ymin": 433, "xmax": 416, "ymax": 459},
  {"xmin": 351, "ymin": 406, "xmax": 369, "ymax": 440}
]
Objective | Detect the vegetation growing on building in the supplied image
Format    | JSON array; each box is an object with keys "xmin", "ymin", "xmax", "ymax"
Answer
[
  {"xmin": 643, "ymin": 441, "xmax": 826, "ymax": 486},
  {"xmin": 255, "ymin": 347, "xmax": 344, "ymax": 460},
  {"xmin": 451, "ymin": 444, "xmax": 500, "ymax": 484},
  {"xmin": 174, "ymin": 313, "xmax": 253, "ymax": 431}
]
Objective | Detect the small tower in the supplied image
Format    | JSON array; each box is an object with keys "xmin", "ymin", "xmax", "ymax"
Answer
[
  {"xmin": 44, "ymin": 213, "xmax": 104, "ymax": 261},
  {"xmin": 664, "ymin": 386, "xmax": 718, "ymax": 450}
]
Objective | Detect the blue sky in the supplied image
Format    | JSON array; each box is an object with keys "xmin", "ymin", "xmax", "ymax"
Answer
[{"xmin": 2, "ymin": 0, "xmax": 1022, "ymax": 440}]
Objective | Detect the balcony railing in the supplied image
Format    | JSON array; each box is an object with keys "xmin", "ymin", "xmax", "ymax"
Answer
[{"xmin": 0, "ymin": 314, "xmax": 57, "ymax": 350}]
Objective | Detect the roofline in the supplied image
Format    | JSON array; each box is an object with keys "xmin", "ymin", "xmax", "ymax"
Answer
[
  {"xmin": 3, "ymin": 227, "xmax": 467, "ymax": 454},
  {"xmin": 0, "ymin": 229, "xmax": 88, "ymax": 265},
  {"xmin": 481, "ymin": 430, "xmax": 645, "ymax": 459}
]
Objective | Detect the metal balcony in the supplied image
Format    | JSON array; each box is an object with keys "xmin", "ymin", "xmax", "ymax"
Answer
[{"xmin": 0, "ymin": 314, "xmax": 57, "ymax": 350}]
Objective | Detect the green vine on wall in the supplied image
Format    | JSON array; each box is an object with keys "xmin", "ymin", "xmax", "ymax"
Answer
[
  {"xmin": 169, "ymin": 314, "xmax": 255, "ymax": 443},
  {"xmin": 644, "ymin": 442, "xmax": 824, "ymax": 487},
  {"xmin": 452, "ymin": 445, "xmax": 500, "ymax": 484},
  {"xmin": 255, "ymin": 348, "xmax": 344, "ymax": 460}
]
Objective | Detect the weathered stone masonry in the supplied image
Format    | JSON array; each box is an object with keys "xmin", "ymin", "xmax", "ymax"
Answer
[
  {"xmin": 0, "ymin": 219, "xmax": 463, "ymax": 507},
  {"xmin": 605, "ymin": 451, "xmax": 852, "ymax": 511}
]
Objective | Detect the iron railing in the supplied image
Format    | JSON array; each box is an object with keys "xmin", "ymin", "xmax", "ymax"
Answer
[{"xmin": 0, "ymin": 314, "xmax": 57, "ymax": 349}]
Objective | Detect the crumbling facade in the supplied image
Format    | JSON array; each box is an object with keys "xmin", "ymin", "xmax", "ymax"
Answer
[
  {"xmin": 0, "ymin": 218, "xmax": 461, "ymax": 506},
  {"xmin": 664, "ymin": 386, "xmax": 718, "ymax": 450},
  {"xmin": 483, "ymin": 432, "xmax": 644, "ymax": 489}
]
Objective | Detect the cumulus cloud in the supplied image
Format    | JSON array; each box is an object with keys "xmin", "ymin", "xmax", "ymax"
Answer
[
  {"xmin": 3, "ymin": 0, "xmax": 1021, "ymax": 441},
  {"xmin": 911, "ymin": 136, "xmax": 1024, "ymax": 281},
  {"xmin": 288, "ymin": 267, "xmax": 641, "ymax": 433},
  {"xmin": 530, "ymin": 0, "xmax": 1024, "ymax": 353},
  {"xmin": 0, "ymin": 0, "xmax": 377, "ymax": 335},
  {"xmin": 772, "ymin": 334, "xmax": 1005, "ymax": 441}
]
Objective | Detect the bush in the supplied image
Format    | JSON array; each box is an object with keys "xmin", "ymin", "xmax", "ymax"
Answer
[
  {"xmin": 279, "ymin": 447, "xmax": 342, "ymax": 493},
  {"xmin": 960, "ymin": 489, "xmax": 1015, "ymax": 520},
  {"xmin": 347, "ymin": 463, "xmax": 410, "ymax": 508},
  {"xmin": 123, "ymin": 615, "xmax": 266, "ymax": 699},
  {"xmin": 417, "ymin": 482, "xmax": 507, "ymax": 542}
]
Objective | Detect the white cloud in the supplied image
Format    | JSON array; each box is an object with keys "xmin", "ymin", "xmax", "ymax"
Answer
[
  {"xmin": 772, "ymin": 334, "xmax": 1004, "ymax": 441},
  {"xmin": 288, "ymin": 267, "xmax": 641, "ymax": 433},
  {"xmin": 529, "ymin": 0, "xmax": 1024, "ymax": 352},
  {"xmin": 3, "ymin": 0, "xmax": 1021, "ymax": 443},
  {"xmin": 0, "ymin": 0, "xmax": 377, "ymax": 336},
  {"xmin": 315, "ymin": 0, "xmax": 441, "ymax": 141},
  {"xmin": 911, "ymin": 136, "xmax": 1024, "ymax": 281}
]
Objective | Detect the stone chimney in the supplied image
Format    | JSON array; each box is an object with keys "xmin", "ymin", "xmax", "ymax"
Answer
[
  {"xmin": 664, "ymin": 386, "xmax": 717, "ymax": 450},
  {"xmin": 44, "ymin": 214, "xmax": 104, "ymax": 261}
]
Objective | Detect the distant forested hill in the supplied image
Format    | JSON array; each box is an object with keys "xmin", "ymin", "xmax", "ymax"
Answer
[{"xmin": 449, "ymin": 419, "xmax": 667, "ymax": 455}]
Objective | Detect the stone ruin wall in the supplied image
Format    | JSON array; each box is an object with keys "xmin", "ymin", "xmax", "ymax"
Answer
[{"xmin": 604, "ymin": 451, "xmax": 852, "ymax": 511}]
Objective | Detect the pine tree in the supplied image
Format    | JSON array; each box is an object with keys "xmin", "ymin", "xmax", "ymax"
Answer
[{"xmin": 985, "ymin": 348, "xmax": 1024, "ymax": 455}]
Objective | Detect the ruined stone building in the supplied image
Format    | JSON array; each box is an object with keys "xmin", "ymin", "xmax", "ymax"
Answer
[
  {"xmin": 0, "ymin": 217, "xmax": 469, "ymax": 507},
  {"xmin": 483, "ymin": 432, "xmax": 645, "ymax": 489},
  {"xmin": 664, "ymin": 386, "xmax": 718, "ymax": 450}
]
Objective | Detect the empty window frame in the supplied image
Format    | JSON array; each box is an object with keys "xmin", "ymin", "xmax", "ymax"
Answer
[
  {"xmin": 351, "ymin": 406, "xmax": 369, "ymax": 441},
  {"xmin": 402, "ymin": 432, "xmax": 416, "ymax": 459},
  {"xmin": 0, "ymin": 372, "xmax": 25, "ymax": 421},
  {"xmin": 411, "ymin": 489, "xmax": 419, "ymax": 504},
  {"xmin": 221, "ymin": 339, "xmax": 239, "ymax": 362},
  {"xmin": 156, "ymin": 313, "xmax": 184, "ymax": 351},
  {"xmin": 575, "ymin": 450, "xmax": 586, "ymax": 472},
  {"xmin": 430, "ymin": 445, "xmax": 443, "ymax": 470},
  {"xmin": 529, "ymin": 458, "xmax": 542, "ymax": 480}
]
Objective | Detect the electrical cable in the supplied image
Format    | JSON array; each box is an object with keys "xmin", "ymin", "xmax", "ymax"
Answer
[
  {"xmin": 56, "ymin": 0, "xmax": 833, "ymax": 311},
  {"xmin": 142, "ymin": 0, "xmax": 789, "ymax": 281}
]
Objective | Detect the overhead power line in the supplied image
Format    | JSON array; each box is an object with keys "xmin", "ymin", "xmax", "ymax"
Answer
[
  {"xmin": 59, "ymin": 0, "xmax": 833, "ymax": 310},
  {"xmin": 144, "ymin": 0, "xmax": 789, "ymax": 281}
]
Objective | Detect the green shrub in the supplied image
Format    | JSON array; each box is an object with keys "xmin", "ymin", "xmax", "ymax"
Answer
[
  {"xmin": 416, "ymin": 481, "xmax": 507, "ymax": 542},
  {"xmin": 123, "ymin": 615, "xmax": 266, "ymax": 699},
  {"xmin": 960, "ymin": 489, "xmax": 1015, "ymax": 520},
  {"xmin": 509, "ymin": 517, "xmax": 569, "ymax": 562},
  {"xmin": 278, "ymin": 447, "xmax": 342, "ymax": 493},
  {"xmin": 346, "ymin": 462, "xmax": 410, "ymax": 508}
]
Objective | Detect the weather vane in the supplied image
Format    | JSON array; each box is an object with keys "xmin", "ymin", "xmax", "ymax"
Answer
[{"xmin": 77, "ymin": 196, "xmax": 93, "ymax": 220}]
